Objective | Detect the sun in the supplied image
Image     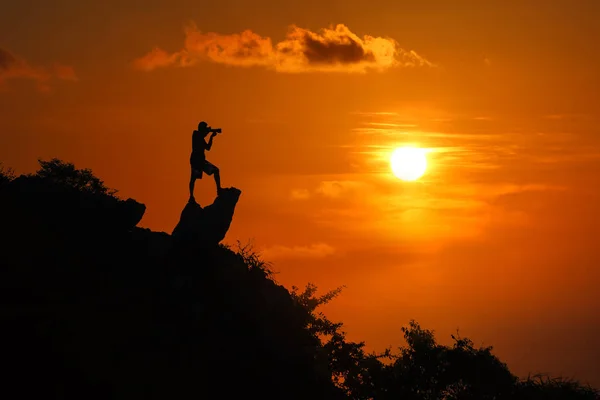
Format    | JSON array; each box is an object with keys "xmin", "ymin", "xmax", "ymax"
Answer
[{"xmin": 390, "ymin": 146, "xmax": 428, "ymax": 181}]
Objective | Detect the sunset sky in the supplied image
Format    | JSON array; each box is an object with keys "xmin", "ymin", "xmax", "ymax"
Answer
[{"xmin": 2, "ymin": 0, "xmax": 600, "ymax": 386}]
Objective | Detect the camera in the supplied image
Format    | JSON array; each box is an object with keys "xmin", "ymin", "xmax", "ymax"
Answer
[{"xmin": 209, "ymin": 128, "xmax": 222, "ymax": 134}]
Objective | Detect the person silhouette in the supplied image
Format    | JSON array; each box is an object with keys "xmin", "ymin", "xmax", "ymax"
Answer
[{"xmin": 189, "ymin": 121, "xmax": 222, "ymax": 203}]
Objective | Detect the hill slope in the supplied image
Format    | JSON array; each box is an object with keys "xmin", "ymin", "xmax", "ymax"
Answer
[{"xmin": 0, "ymin": 160, "xmax": 343, "ymax": 399}]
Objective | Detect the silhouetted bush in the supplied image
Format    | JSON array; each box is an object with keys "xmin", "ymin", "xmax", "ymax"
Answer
[
  {"xmin": 0, "ymin": 162, "xmax": 15, "ymax": 187},
  {"xmin": 0, "ymin": 158, "xmax": 598, "ymax": 400},
  {"xmin": 34, "ymin": 158, "xmax": 118, "ymax": 197}
]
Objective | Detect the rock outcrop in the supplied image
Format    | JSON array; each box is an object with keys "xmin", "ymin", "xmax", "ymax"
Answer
[
  {"xmin": 1, "ymin": 175, "xmax": 146, "ymax": 233},
  {"xmin": 172, "ymin": 187, "xmax": 242, "ymax": 247}
]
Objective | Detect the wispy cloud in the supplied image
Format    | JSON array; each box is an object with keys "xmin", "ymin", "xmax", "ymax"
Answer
[
  {"xmin": 261, "ymin": 243, "xmax": 336, "ymax": 259},
  {"xmin": 133, "ymin": 23, "xmax": 434, "ymax": 73},
  {"xmin": 289, "ymin": 180, "xmax": 368, "ymax": 200},
  {"xmin": 365, "ymin": 122, "xmax": 419, "ymax": 128},
  {"xmin": 315, "ymin": 180, "xmax": 366, "ymax": 198},
  {"xmin": 290, "ymin": 188, "xmax": 311, "ymax": 200},
  {"xmin": 0, "ymin": 48, "xmax": 77, "ymax": 92}
]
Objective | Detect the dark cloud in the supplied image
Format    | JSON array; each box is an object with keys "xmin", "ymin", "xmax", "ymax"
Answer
[
  {"xmin": 134, "ymin": 23, "xmax": 434, "ymax": 73},
  {"xmin": 301, "ymin": 30, "xmax": 376, "ymax": 65}
]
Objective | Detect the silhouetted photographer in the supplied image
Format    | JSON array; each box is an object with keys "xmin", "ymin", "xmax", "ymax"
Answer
[{"xmin": 189, "ymin": 121, "xmax": 222, "ymax": 202}]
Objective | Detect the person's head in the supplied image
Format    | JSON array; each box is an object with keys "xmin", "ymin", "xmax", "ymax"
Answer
[{"xmin": 197, "ymin": 121, "xmax": 210, "ymax": 136}]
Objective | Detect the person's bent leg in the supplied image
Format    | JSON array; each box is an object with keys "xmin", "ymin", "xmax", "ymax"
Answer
[
  {"xmin": 204, "ymin": 160, "xmax": 222, "ymax": 194},
  {"xmin": 214, "ymin": 167, "xmax": 222, "ymax": 193}
]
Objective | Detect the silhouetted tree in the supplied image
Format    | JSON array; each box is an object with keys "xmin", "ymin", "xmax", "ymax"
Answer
[
  {"xmin": 34, "ymin": 158, "xmax": 117, "ymax": 197},
  {"xmin": 290, "ymin": 283, "xmax": 395, "ymax": 399},
  {"xmin": 380, "ymin": 321, "xmax": 517, "ymax": 399}
]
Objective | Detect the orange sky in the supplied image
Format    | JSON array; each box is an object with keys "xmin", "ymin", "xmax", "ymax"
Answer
[{"xmin": 2, "ymin": 0, "xmax": 600, "ymax": 386}]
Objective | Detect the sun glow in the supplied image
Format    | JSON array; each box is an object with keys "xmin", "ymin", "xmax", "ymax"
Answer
[{"xmin": 390, "ymin": 146, "xmax": 428, "ymax": 181}]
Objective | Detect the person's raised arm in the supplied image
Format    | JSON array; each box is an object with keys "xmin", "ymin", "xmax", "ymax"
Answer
[{"xmin": 206, "ymin": 132, "xmax": 216, "ymax": 150}]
